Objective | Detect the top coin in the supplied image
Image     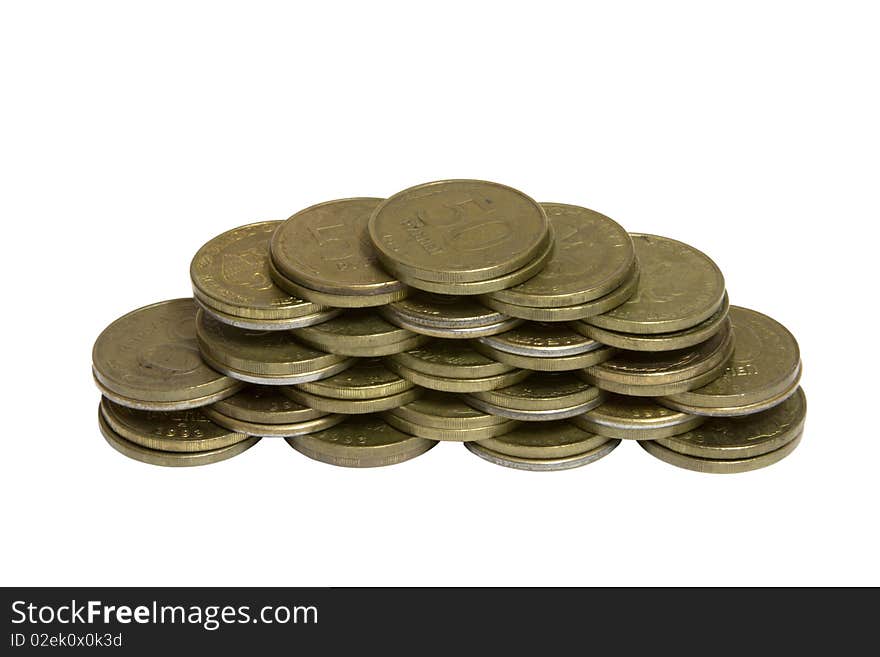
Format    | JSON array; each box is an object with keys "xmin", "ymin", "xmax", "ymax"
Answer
[
  {"xmin": 270, "ymin": 198, "xmax": 405, "ymax": 297},
  {"xmin": 487, "ymin": 203, "xmax": 635, "ymax": 308},
  {"xmin": 368, "ymin": 180, "xmax": 550, "ymax": 283},
  {"xmin": 586, "ymin": 234, "xmax": 726, "ymax": 334},
  {"xmin": 190, "ymin": 221, "xmax": 323, "ymax": 319}
]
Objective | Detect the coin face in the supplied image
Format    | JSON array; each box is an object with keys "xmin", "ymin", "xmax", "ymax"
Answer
[
  {"xmin": 190, "ymin": 221, "xmax": 325, "ymax": 320},
  {"xmin": 659, "ymin": 306, "xmax": 802, "ymax": 416},
  {"xmin": 475, "ymin": 420, "xmax": 610, "ymax": 459},
  {"xmin": 389, "ymin": 390, "xmax": 510, "ymax": 429},
  {"xmin": 640, "ymin": 431, "xmax": 803, "ymax": 474},
  {"xmin": 295, "ymin": 358, "xmax": 413, "ymax": 400},
  {"xmin": 479, "ymin": 322, "xmax": 604, "ymax": 357},
  {"xmin": 385, "ymin": 292, "xmax": 510, "ymax": 329},
  {"xmin": 391, "ymin": 341, "xmax": 514, "ymax": 379},
  {"xmin": 572, "ymin": 394, "xmax": 705, "ymax": 440},
  {"xmin": 586, "ymin": 234, "xmax": 726, "ymax": 334},
  {"xmin": 488, "ymin": 203, "xmax": 635, "ymax": 307},
  {"xmin": 93, "ymin": 299, "xmax": 243, "ymax": 409},
  {"xmin": 270, "ymin": 198, "xmax": 404, "ymax": 297},
  {"xmin": 292, "ymin": 310, "xmax": 419, "ymax": 354},
  {"xmin": 210, "ymin": 385, "xmax": 325, "ymax": 423},
  {"xmin": 369, "ymin": 180, "xmax": 550, "ymax": 283},
  {"xmin": 465, "ymin": 438, "xmax": 620, "ymax": 472},
  {"xmin": 287, "ymin": 415, "xmax": 437, "ymax": 467},
  {"xmin": 469, "ymin": 372, "xmax": 603, "ymax": 411}
]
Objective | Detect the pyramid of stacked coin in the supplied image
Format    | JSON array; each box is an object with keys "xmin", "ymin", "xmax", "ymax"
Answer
[{"xmin": 92, "ymin": 180, "xmax": 805, "ymax": 473}]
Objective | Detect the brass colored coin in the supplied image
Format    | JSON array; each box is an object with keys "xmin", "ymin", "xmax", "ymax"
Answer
[
  {"xmin": 190, "ymin": 221, "xmax": 327, "ymax": 320},
  {"xmin": 195, "ymin": 310, "xmax": 353, "ymax": 384},
  {"xmin": 475, "ymin": 420, "xmax": 610, "ymax": 459},
  {"xmin": 210, "ymin": 385, "xmax": 326, "ymax": 423},
  {"xmin": 389, "ymin": 390, "xmax": 510, "ymax": 430},
  {"xmin": 202, "ymin": 406, "xmax": 345, "ymax": 437},
  {"xmin": 295, "ymin": 358, "xmax": 413, "ymax": 400},
  {"xmin": 659, "ymin": 306, "xmax": 802, "ymax": 416},
  {"xmin": 641, "ymin": 431, "xmax": 803, "ymax": 474},
  {"xmin": 488, "ymin": 203, "xmax": 635, "ymax": 308},
  {"xmin": 586, "ymin": 234, "xmax": 726, "ymax": 334},
  {"xmin": 292, "ymin": 310, "xmax": 421, "ymax": 355},
  {"xmin": 481, "ymin": 263, "xmax": 640, "ymax": 321},
  {"xmin": 268, "ymin": 258, "xmax": 408, "ymax": 308},
  {"xmin": 385, "ymin": 292, "xmax": 511, "ymax": 329},
  {"xmin": 93, "ymin": 299, "xmax": 243, "ymax": 409},
  {"xmin": 472, "ymin": 339, "xmax": 615, "ymax": 372},
  {"xmin": 580, "ymin": 320, "xmax": 734, "ymax": 396},
  {"xmin": 287, "ymin": 415, "xmax": 437, "ymax": 467},
  {"xmin": 465, "ymin": 395, "xmax": 605, "ymax": 421},
  {"xmin": 576, "ymin": 293, "xmax": 730, "ymax": 352},
  {"xmin": 382, "ymin": 412, "xmax": 518, "ymax": 442},
  {"xmin": 389, "ymin": 231, "xmax": 554, "ymax": 295},
  {"xmin": 386, "ymin": 360, "xmax": 529, "ymax": 393},
  {"xmin": 469, "ymin": 372, "xmax": 603, "ymax": 412},
  {"xmin": 391, "ymin": 341, "xmax": 514, "ymax": 379},
  {"xmin": 194, "ymin": 294, "xmax": 341, "ymax": 331},
  {"xmin": 100, "ymin": 397, "xmax": 249, "ymax": 453},
  {"xmin": 99, "ymin": 409, "xmax": 260, "ymax": 467},
  {"xmin": 368, "ymin": 179, "xmax": 550, "ymax": 284},
  {"xmin": 93, "ymin": 375, "xmax": 242, "ymax": 412},
  {"xmin": 478, "ymin": 322, "xmax": 604, "ymax": 358},
  {"xmin": 571, "ymin": 394, "xmax": 705, "ymax": 440},
  {"xmin": 655, "ymin": 387, "xmax": 806, "ymax": 460},
  {"xmin": 270, "ymin": 198, "xmax": 404, "ymax": 297},
  {"xmin": 284, "ymin": 387, "xmax": 422, "ymax": 414},
  {"xmin": 380, "ymin": 309, "xmax": 522, "ymax": 339},
  {"xmin": 465, "ymin": 438, "xmax": 620, "ymax": 472}
]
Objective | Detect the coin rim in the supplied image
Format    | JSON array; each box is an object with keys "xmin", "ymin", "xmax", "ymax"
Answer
[
  {"xmin": 201, "ymin": 406, "xmax": 346, "ymax": 437},
  {"xmin": 640, "ymin": 431, "xmax": 803, "ymax": 473},
  {"xmin": 385, "ymin": 360, "xmax": 530, "ymax": 393},
  {"xmin": 464, "ymin": 438, "xmax": 621, "ymax": 471}
]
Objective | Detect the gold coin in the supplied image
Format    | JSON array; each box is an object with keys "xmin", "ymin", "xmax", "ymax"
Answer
[
  {"xmin": 465, "ymin": 438, "xmax": 620, "ymax": 471},
  {"xmin": 641, "ymin": 431, "xmax": 803, "ymax": 474},
  {"xmin": 384, "ymin": 292, "xmax": 511, "ymax": 329},
  {"xmin": 580, "ymin": 320, "xmax": 734, "ymax": 396},
  {"xmin": 194, "ymin": 294, "xmax": 341, "ymax": 331},
  {"xmin": 202, "ymin": 406, "xmax": 345, "ymax": 437},
  {"xmin": 385, "ymin": 360, "xmax": 529, "ymax": 393},
  {"xmin": 472, "ymin": 339, "xmax": 615, "ymax": 372},
  {"xmin": 99, "ymin": 408, "xmax": 260, "ymax": 467},
  {"xmin": 368, "ymin": 179, "xmax": 550, "ymax": 284},
  {"xmin": 478, "ymin": 322, "xmax": 605, "ymax": 357},
  {"xmin": 380, "ymin": 308, "xmax": 522, "ymax": 339},
  {"xmin": 93, "ymin": 299, "xmax": 243, "ymax": 410},
  {"xmin": 390, "ymin": 341, "xmax": 514, "ymax": 379},
  {"xmin": 210, "ymin": 385, "xmax": 326, "ymax": 423},
  {"xmin": 287, "ymin": 415, "xmax": 437, "ymax": 467},
  {"xmin": 488, "ymin": 203, "xmax": 635, "ymax": 307},
  {"xmin": 100, "ymin": 397, "xmax": 249, "ymax": 452},
  {"xmin": 585, "ymin": 234, "xmax": 726, "ymax": 334},
  {"xmin": 468, "ymin": 372, "xmax": 603, "ymax": 412},
  {"xmin": 382, "ymin": 412, "xmax": 518, "ymax": 442},
  {"xmin": 284, "ymin": 387, "xmax": 422, "ymax": 414},
  {"xmin": 270, "ymin": 198, "xmax": 405, "ymax": 297},
  {"xmin": 655, "ymin": 387, "xmax": 806, "ymax": 460},
  {"xmin": 481, "ymin": 263, "xmax": 640, "ymax": 321},
  {"xmin": 575, "ymin": 293, "xmax": 730, "ymax": 352},
  {"xmin": 292, "ymin": 310, "xmax": 425, "ymax": 356},
  {"xmin": 190, "ymin": 220, "xmax": 327, "ymax": 320},
  {"xmin": 268, "ymin": 258, "xmax": 407, "ymax": 308},
  {"xmin": 475, "ymin": 420, "xmax": 610, "ymax": 458},
  {"xmin": 659, "ymin": 306, "xmax": 802, "ymax": 416},
  {"xmin": 195, "ymin": 310, "xmax": 353, "ymax": 384},
  {"xmin": 295, "ymin": 358, "xmax": 413, "ymax": 400},
  {"xmin": 571, "ymin": 394, "xmax": 705, "ymax": 440},
  {"xmin": 388, "ymin": 390, "xmax": 510, "ymax": 430}
]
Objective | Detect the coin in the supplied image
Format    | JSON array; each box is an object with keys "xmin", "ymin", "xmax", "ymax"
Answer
[
  {"xmin": 468, "ymin": 372, "xmax": 603, "ymax": 412},
  {"xmin": 291, "ymin": 310, "xmax": 427, "ymax": 356},
  {"xmin": 384, "ymin": 292, "xmax": 512, "ymax": 329},
  {"xmin": 579, "ymin": 320, "xmax": 734, "ymax": 396},
  {"xmin": 202, "ymin": 406, "xmax": 345, "ymax": 437},
  {"xmin": 383, "ymin": 412, "xmax": 518, "ymax": 442},
  {"xmin": 99, "ymin": 408, "xmax": 260, "ymax": 467},
  {"xmin": 464, "ymin": 438, "xmax": 620, "ymax": 472},
  {"xmin": 481, "ymin": 263, "xmax": 640, "ymax": 321},
  {"xmin": 585, "ymin": 234, "xmax": 726, "ymax": 334},
  {"xmin": 93, "ymin": 299, "xmax": 243, "ymax": 410},
  {"xmin": 386, "ymin": 360, "xmax": 529, "ymax": 393},
  {"xmin": 380, "ymin": 309, "xmax": 522, "ymax": 339},
  {"xmin": 195, "ymin": 310, "xmax": 353, "ymax": 385},
  {"xmin": 478, "ymin": 322, "xmax": 605, "ymax": 357},
  {"xmin": 571, "ymin": 394, "xmax": 705, "ymax": 440},
  {"xmin": 294, "ymin": 358, "xmax": 414, "ymax": 400},
  {"xmin": 194, "ymin": 294, "xmax": 341, "ymax": 331},
  {"xmin": 487, "ymin": 203, "xmax": 635, "ymax": 307},
  {"xmin": 390, "ymin": 341, "xmax": 515, "ymax": 379},
  {"xmin": 654, "ymin": 387, "xmax": 806, "ymax": 460},
  {"xmin": 210, "ymin": 385, "xmax": 326, "ymax": 423},
  {"xmin": 287, "ymin": 415, "xmax": 437, "ymax": 467},
  {"xmin": 658, "ymin": 306, "xmax": 802, "ymax": 416},
  {"xmin": 389, "ymin": 390, "xmax": 510, "ymax": 430},
  {"xmin": 473, "ymin": 339, "xmax": 615, "ymax": 372},
  {"xmin": 368, "ymin": 179, "xmax": 550, "ymax": 283},
  {"xmin": 640, "ymin": 431, "xmax": 803, "ymax": 474},
  {"xmin": 284, "ymin": 387, "xmax": 422, "ymax": 414},
  {"xmin": 190, "ymin": 220, "xmax": 328, "ymax": 320},
  {"xmin": 100, "ymin": 397, "xmax": 249, "ymax": 452},
  {"xmin": 575, "ymin": 293, "xmax": 730, "ymax": 352},
  {"xmin": 474, "ymin": 420, "xmax": 610, "ymax": 458},
  {"xmin": 270, "ymin": 198, "xmax": 405, "ymax": 298},
  {"xmin": 268, "ymin": 258, "xmax": 408, "ymax": 307}
]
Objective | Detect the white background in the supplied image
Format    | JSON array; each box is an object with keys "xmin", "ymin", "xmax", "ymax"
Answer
[{"xmin": 1, "ymin": 1, "xmax": 877, "ymax": 587}]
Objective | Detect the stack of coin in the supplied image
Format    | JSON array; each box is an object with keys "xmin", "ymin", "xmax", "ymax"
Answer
[
  {"xmin": 382, "ymin": 292, "xmax": 521, "ymax": 339},
  {"xmin": 292, "ymin": 310, "xmax": 429, "ymax": 356},
  {"xmin": 465, "ymin": 372, "xmax": 605, "ymax": 421},
  {"xmin": 383, "ymin": 391, "xmax": 519, "ymax": 442}
]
